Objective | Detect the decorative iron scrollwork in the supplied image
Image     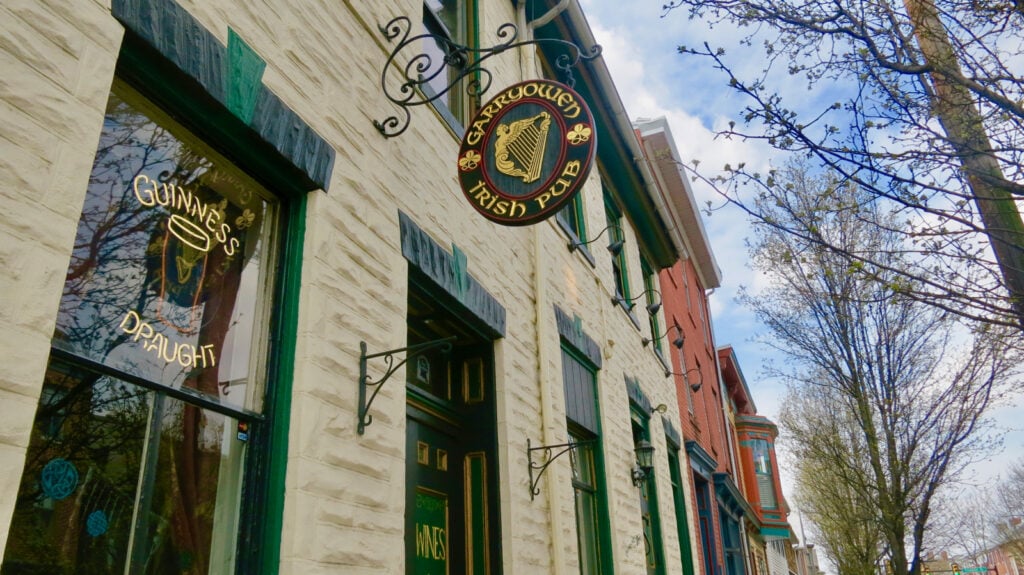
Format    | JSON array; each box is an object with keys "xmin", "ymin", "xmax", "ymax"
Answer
[
  {"xmin": 373, "ymin": 16, "xmax": 602, "ymax": 138},
  {"xmin": 527, "ymin": 437, "xmax": 596, "ymax": 500},
  {"xmin": 357, "ymin": 336, "xmax": 456, "ymax": 435}
]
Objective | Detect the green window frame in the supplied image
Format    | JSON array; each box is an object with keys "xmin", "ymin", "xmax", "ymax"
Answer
[
  {"xmin": 0, "ymin": 72, "xmax": 304, "ymax": 574},
  {"xmin": 570, "ymin": 425, "xmax": 603, "ymax": 575},
  {"xmin": 642, "ymin": 258, "xmax": 662, "ymax": 354},
  {"xmin": 561, "ymin": 344, "xmax": 612, "ymax": 574},
  {"xmin": 603, "ymin": 193, "xmax": 630, "ymax": 305},
  {"xmin": 667, "ymin": 445, "xmax": 695, "ymax": 575},
  {"xmin": 631, "ymin": 413, "xmax": 665, "ymax": 575},
  {"xmin": 422, "ymin": 0, "xmax": 478, "ymax": 131},
  {"xmin": 557, "ymin": 192, "xmax": 587, "ymax": 245}
]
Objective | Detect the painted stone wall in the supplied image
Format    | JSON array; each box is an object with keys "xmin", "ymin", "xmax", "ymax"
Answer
[
  {"xmin": 0, "ymin": 0, "xmax": 124, "ymax": 553},
  {"xmin": 0, "ymin": 0, "xmax": 693, "ymax": 573}
]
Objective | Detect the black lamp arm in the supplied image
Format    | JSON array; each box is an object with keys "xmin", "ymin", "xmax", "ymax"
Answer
[
  {"xmin": 358, "ymin": 336, "xmax": 456, "ymax": 434},
  {"xmin": 612, "ymin": 288, "xmax": 661, "ymax": 312},
  {"xmin": 568, "ymin": 223, "xmax": 623, "ymax": 252},
  {"xmin": 666, "ymin": 367, "xmax": 704, "ymax": 394},
  {"xmin": 643, "ymin": 323, "xmax": 684, "ymax": 348}
]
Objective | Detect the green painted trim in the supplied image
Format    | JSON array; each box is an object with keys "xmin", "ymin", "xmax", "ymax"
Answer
[
  {"xmin": 452, "ymin": 243, "xmax": 469, "ymax": 302},
  {"xmin": 553, "ymin": 305, "xmax": 602, "ymax": 368},
  {"xmin": 399, "ymin": 211, "xmax": 506, "ymax": 336},
  {"xmin": 667, "ymin": 447, "xmax": 695, "ymax": 575},
  {"xmin": 467, "ymin": 454, "xmax": 488, "ymax": 572},
  {"xmin": 625, "ymin": 376, "xmax": 652, "ymax": 415},
  {"xmin": 226, "ymin": 28, "xmax": 266, "ymax": 124},
  {"xmin": 111, "ymin": 0, "xmax": 334, "ymax": 191},
  {"xmin": 663, "ymin": 418, "xmax": 681, "ymax": 449},
  {"xmin": 112, "ymin": 10, "xmax": 310, "ymax": 571},
  {"xmin": 593, "ymin": 430, "xmax": 615, "ymax": 575},
  {"xmin": 760, "ymin": 527, "xmax": 791, "ymax": 539},
  {"xmin": 604, "ymin": 192, "xmax": 632, "ymax": 303},
  {"xmin": 258, "ymin": 193, "xmax": 305, "ymax": 574},
  {"xmin": 636, "ymin": 418, "xmax": 666, "ymax": 575}
]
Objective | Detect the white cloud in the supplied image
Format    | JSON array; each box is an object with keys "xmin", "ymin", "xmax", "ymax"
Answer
[
  {"xmin": 580, "ymin": 3, "xmax": 1024, "ymax": 557},
  {"xmin": 587, "ymin": 16, "xmax": 778, "ymax": 376}
]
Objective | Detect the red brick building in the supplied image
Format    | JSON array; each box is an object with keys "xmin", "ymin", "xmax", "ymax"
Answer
[{"xmin": 637, "ymin": 117, "xmax": 793, "ymax": 575}]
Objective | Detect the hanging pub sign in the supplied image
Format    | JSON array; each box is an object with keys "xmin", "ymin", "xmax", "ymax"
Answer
[{"xmin": 457, "ymin": 79, "xmax": 597, "ymax": 226}]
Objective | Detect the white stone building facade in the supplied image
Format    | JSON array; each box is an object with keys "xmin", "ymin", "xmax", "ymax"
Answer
[{"xmin": 0, "ymin": 0, "xmax": 705, "ymax": 573}]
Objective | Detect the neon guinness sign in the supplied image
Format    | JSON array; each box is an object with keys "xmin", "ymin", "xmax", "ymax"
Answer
[{"xmin": 457, "ymin": 80, "xmax": 597, "ymax": 226}]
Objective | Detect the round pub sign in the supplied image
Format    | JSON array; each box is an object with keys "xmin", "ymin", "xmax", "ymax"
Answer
[{"xmin": 457, "ymin": 79, "xmax": 597, "ymax": 226}]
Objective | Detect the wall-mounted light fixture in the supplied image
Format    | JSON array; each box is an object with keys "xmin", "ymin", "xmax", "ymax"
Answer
[
  {"xmin": 568, "ymin": 224, "xmax": 624, "ymax": 256},
  {"xmin": 643, "ymin": 323, "xmax": 684, "ymax": 349},
  {"xmin": 651, "ymin": 403, "xmax": 668, "ymax": 415},
  {"xmin": 664, "ymin": 367, "xmax": 704, "ymax": 393},
  {"xmin": 631, "ymin": 439, "xmax": 656, "ymax": 486},
  {"xmin": 357, "ymin": 336, "xmax": 456, "ymax": 434},
  {"xmin": 527, "ymin": 437, "xmax": 595, "ymax": 500},
  {"xmin": 612, "ymin": 289, "xmax": 661, "ymax": 314}
]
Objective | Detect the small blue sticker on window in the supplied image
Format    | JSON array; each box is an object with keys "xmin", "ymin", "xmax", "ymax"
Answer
[
  {"xmin": 40, "ymin": 458, "xmax": 78, "ymax": 500},
  {"xmin": 86, "ymin": 510, "xmax": 109, "ymax": 537}
]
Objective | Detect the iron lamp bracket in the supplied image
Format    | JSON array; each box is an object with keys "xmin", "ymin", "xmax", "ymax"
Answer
[
  {"xmin": 358, "ymin": 336, "xmax": 456, "ymax": 435},
  {"xmin": 373, "ymin": 15, "xmax": 602, "ymax": 138},
  {"xmin": 527, "ymin": 437, "xmax": 595, "ymax": 501}
]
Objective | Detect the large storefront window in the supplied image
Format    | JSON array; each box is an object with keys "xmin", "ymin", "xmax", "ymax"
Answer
[{"xmin": 1, "ymin": 79, "xmax": 280, "ymax": 574}]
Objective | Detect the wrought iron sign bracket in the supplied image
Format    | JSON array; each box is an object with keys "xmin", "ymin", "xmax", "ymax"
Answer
[
  {"xmin": 358, "ymin": 336, "xmax": 456, "ymax": 435},
  {"xmin": 373, "ymin": 15, "xmax": 602, "ymax": 138},
  {"xmin": 527, "ymin": 437, "xmax": 596, "ymax": 500}
]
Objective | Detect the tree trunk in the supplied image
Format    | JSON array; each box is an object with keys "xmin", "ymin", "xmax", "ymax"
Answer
[{"xmin": 904, "ymin": 0, "xmax": 1024, "ymax": 329}]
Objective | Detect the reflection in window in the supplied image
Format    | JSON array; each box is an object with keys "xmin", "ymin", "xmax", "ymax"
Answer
[
  {"xmin": 422, "ymin": 0, "xmax": 475, "ymax": 126},
  {"xmin": 603, "ymin": 191, "xmax": 629, "ymax": 305},
  {"xmin": 642, "ymin": 259, "xmax": 661, "ymax": 355},
  {"xmin": 53, "ymin": 80, "xmax": 276, "ymax": 412},
  {"xmin": 562, "ymin": 344, "xmax": 605, "ymax": 575},
  {"xmin": 557, "ymin": 192, "xmax": 587, "ymax": 243},
  {"xmin": 2, "ymin": 363, "xmax": 245, "ymax": 574},
  {"xmin": 1, "ymin": 79, "xmax": 280, "ymax": 574},
  {"xmin": 570, "ymin": 430, "xmax": 601, "ymax": 575}
]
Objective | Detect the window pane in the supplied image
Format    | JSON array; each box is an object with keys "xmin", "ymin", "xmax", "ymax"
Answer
[
  {"xmin": 558, "ymin": 194, "xmax": 585, "ymax": 239},
  {"xmin": 1, "ymin": 363, "xmax": 246, "ymax": 574},
  {"xmin": 425, "ymin": 0, "xmax": 462, "ymax": 37},
  {"xmin": 422, "ymin": 0, "xmax": 469, "ymax": 123},
  {"xmin": 53, "ymin": 81, "xmax": 277, "ymax": 412},
  {"xmin": 574, "ymin": 488, "xmax": 600, "ymax": 574},
  {"xmin": 752, "ymin": 440, "xmax": 777, "ymax": 508}
]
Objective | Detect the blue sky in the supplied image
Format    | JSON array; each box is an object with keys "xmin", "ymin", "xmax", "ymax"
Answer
[
  {"xmin": 576, "ymin": 0, "xmax": 787, "ymax": 431},
  {"xmin": 577, "ymin": 0, "xmax": 1024, "ymax": 533}
]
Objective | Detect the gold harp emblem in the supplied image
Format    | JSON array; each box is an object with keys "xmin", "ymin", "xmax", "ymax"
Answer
[{"xmin": 494, "ymin": 111, "xmax": 552, "ymax": 183}]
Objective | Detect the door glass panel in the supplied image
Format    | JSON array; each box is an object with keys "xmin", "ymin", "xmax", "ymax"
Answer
[
  {"xmin": 53, "ymin": 80, "xmax": 277, "ymax": 412},
  {"xmin": 1, "ymin": 362, "xmax": 246, "ymax": 574}
]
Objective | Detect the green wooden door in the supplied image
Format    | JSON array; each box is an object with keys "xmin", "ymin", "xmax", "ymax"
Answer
[{"xmin": 406, "ymin": 415, "xmax": 465, "ymax": 575}]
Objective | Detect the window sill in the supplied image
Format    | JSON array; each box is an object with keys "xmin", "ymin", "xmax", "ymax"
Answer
[
  {"xmin": 613, "ymin": 298, "xmax": 642, "ymax": 331},
  {"xmin": 559, "ymin": 218, "xmax": 597, "ymax": 268}
]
